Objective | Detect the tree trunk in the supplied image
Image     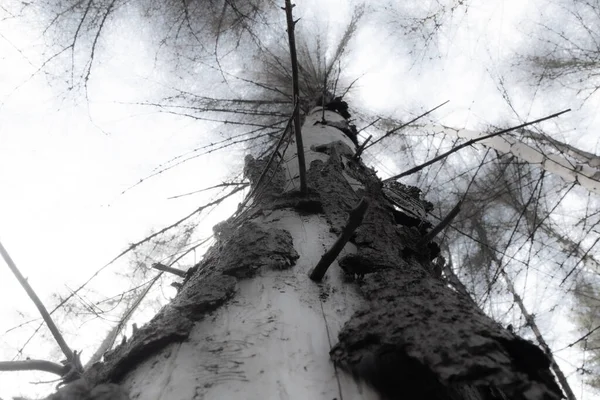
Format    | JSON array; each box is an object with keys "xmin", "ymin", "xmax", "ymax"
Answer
[{"xmin": 50, "ymin": 101, "xmax": 564, "ymax": 400}]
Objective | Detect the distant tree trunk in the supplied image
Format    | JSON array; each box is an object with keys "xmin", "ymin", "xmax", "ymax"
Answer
[{"xmin": 54, "ymin": 99, "xmax": 564, "ymax": 400}]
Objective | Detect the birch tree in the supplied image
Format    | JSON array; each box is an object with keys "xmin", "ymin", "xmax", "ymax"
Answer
[
  {"xmin": 0, "ymin": 1, "xmax": 577, "ymax": 399},
  {"xmin": 47, "ymin": 94, "xmax": 564, "ymax": 400}
]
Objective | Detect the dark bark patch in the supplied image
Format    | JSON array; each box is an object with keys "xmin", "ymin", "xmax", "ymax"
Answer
[
  {"xmin": 342, "ymin": 343, "xmax": 451, "ymax": 400},
  {"xmin": 313, "ymin": 140, "xmax": 355, "ymax": 158},
  {"xmin": 331, "ymin": 269, "xmax": 562, "ymax": 400},
  {"xmin": 324, "ymin": 97, "xmax": 351, "ymax": 119},
  {"xmin": 390, "ymin": 207, "xmax": 424, "ymax": 228},
  {"xmin": 244, "ymin": 154, "xmax": 286, "ymax": 195},
  {"xmin": 265, "ymin": 189, "xmax": 324, "ymax": 215},
  {"xmin": 294, "ymin": 198, "xmax": 324, "ymax": 214},
  {"xmin": 338, "ymin": 253, "xmax": 380, "ymax": 280},
  {"xmin": 173, "ymin": 274, "xmax": 238, "ymax": 318},
  {"xmin": 44, "ymin": 379, "xmax": 129, "ymax": 400},
  {"xmin": 307, "ymin": 159, "xmax": 360, "ymax": 233},
  {"xmin": 352, "ymin": 199, "xmax": 410, "ymax": 271},
  {"xmin": 220, "ymin": 221, "xmax": 299, "ymax": 279},
  {"xmin": 400, "ymin": 237, "xmax": 442, "ymax": 263}
]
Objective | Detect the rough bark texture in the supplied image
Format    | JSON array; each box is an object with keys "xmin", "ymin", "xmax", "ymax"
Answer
[
  {"xmin": 66, "ymin": 210, "xmax": 300, "ymax": 398},
  {"xmin": 45, "ymin": 101, "xmax": 562, "ymax": 400},
  {"xmin": 309, "ymin": 158, "xmax": 562, "ymax": 399},
  {"xmin": 241, "ymin": 105, "xmax": 562, "ymax": 400}
]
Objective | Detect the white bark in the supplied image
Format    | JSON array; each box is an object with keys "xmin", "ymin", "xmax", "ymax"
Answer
[
  {"xmin": 49, "ymin": 107, "xmax": 563, "ymax": 400},
  {"xmin": 118, "ymin": 109, "xmax": 379, "ymax": 399}
]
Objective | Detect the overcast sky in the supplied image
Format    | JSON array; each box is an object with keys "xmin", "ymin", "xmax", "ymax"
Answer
[{"xmin": 1, "ymin": 0, "xmax": 599, "ymax": 398}]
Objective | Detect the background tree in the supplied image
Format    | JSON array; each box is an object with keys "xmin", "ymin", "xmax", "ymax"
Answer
[{"xmin": 520, "ymin": 0, "xmax": 600, "ymax": 103}]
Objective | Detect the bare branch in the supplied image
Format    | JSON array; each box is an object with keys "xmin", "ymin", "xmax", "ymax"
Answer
[
  {"xmin": 365, "ymin": 100, "xmax": 450, "ymax": 151},
  {"xmin": 353, "ymin": 134, "xmax": 371, "ymax": 159},
  {"xmin": 384, "ymin": 109, "xmax": 571, "ymax": 183},
  {"xmin": 236, "ymin": 102, "xmax": 297, "ymax": 214},
  {"xmin": 500, "ymin": 267, "xmax": 577, "ymax": 400},
  {"xmin": 0, "ymin": 240, "xmax": 74, "ymax": 364},
  {"xmin": 0, "ymin": 359, "xmax": 65, "ymax": 376},
  {"xmin": 25, "ymin": 184, "xmax": 244, "ymax": 345},
  {"xmin": 167, "ymin": 181, "xmax": 248, "ymax": 200},
  {"xmin": 84, "ymin": 273, "xmax": 163, "ymax": 368}
]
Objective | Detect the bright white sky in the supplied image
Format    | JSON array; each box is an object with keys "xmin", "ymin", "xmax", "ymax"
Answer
[{"xmin": 1, "ymin": 0, "xmax": 599, "ymax": 398}]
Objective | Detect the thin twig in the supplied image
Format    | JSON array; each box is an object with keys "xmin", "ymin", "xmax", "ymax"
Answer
[
  {"xmin": 357, "ymin": 117, "xmax": 381, "ymax": 134},
  {"xmin": 384, "ymin": 109, "xmax": 571, "ymax": 183},
  {"xmin": 284, "ymin": 0, "xmax": 307, "ymax": 194},
  {"xmin": 0, "ymin": 240, "xmax": 74, "ymax": 363},
  {"xmin": 322, "ymin": 57, "xmax": 327, "ymax": 122},
  {"xmin": 168, "ymin": 182, "xmax": 248, "ymax": 200},
  {"xmin": 364, "ymin": 100, "xmax": 450, "ymax": 151},
  {"xmin": 23, "ymin": 185, "xmax": 245, "ymax": 348},
  {"xmin": 309, "ymin": 198, "xmax": 370, "ymax": 281},
  {"xmin": 109, "ymin": 186, "xmax": 245, "ymax": 268},
  {"xmin": 353, "ymin": 135, "xmax": 372, "ymax": 159},
  {"xmin": 84, "ymin": 272, "xmax": 162, "ymax": 368},
  {"xmin": 500, "ymin": 267, "xmax": 577, "ymax": 400},
  {"xmin": 560, "ymin": 323, "xmax": 600, "ymax": 351},
  {"xmin": 162, "ymin": 236, "xmax": 214, "ymax": 267},
  {"xmin": 440, "ymin": 251, "xmax": 475, "ymax": 304}
]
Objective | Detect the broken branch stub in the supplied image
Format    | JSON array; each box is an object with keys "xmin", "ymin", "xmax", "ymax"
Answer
[
  {"xmin": 309, "ymin": 197, "xmax": 370, "ymax": 282},
  {"xmin": 152, "ymin": 263, "xmax": 186, "ymax": 278},
  {"xmin": 418, "ymin": 200, "xmax": 462, "ymax": 247}
]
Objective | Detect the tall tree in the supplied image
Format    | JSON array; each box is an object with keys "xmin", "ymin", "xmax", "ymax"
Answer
[
  {"xmin": 0, "ymin": 1, "xmax": 586, "ymax": 399},
  {"xmin": 48, "ymin": 98, "xmax": 564, "ymax": 400}
]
